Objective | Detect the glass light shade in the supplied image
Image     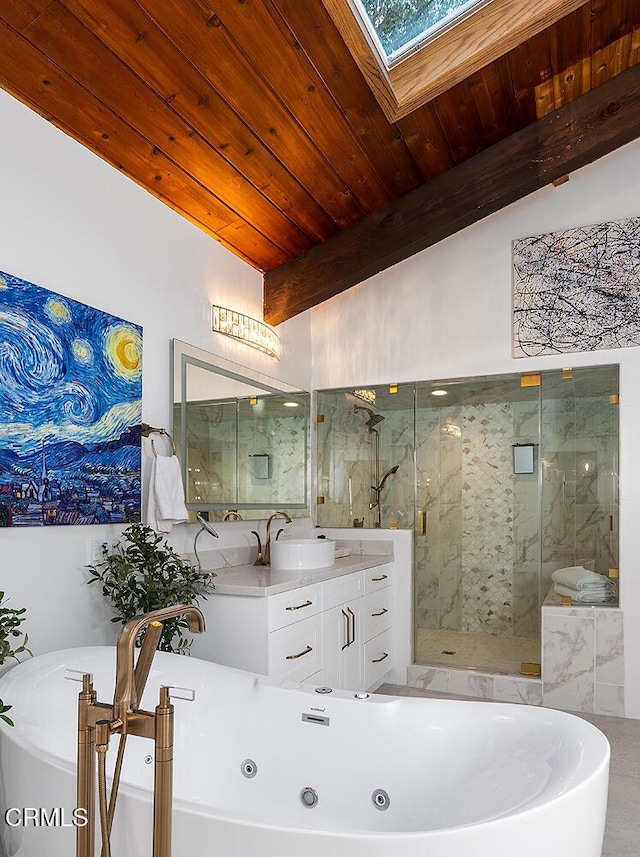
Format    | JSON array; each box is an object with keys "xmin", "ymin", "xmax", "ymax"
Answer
[{"xmin": 211, "ymin": 305, "xmax": 281, "ymax": 359}]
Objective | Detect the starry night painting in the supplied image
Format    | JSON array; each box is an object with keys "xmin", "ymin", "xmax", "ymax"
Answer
[
  {"xmin": 0, "ymin": 269, "xmax": 142, "ymax": 527},
  {"xmin": 513, "ymin": 216, "xmax": 640, "ymax": 357}
]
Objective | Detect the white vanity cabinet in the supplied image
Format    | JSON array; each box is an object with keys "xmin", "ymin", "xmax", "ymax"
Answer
[
  {"xmin": 361, "ymin": 565, "xmax": 393, "ymax": 689},
  {"xmin": 321, "ymin": 572, "xmax": 365, "ymax": 690},
  {"xmin": 267, "ymin": 584, "xmax": 323, "ymax": 682},
  {"xmin": 320, "ymin": 563, "xmax": 393, "ymax": 691},
  {"xmin": 193, "ymin": 559, "xmax": 393, "ymax": 691}
]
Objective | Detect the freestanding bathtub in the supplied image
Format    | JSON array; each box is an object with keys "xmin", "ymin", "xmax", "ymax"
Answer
[{"xmin": 0, "ymin": 647, "xmax": 609, "ymax": 856}]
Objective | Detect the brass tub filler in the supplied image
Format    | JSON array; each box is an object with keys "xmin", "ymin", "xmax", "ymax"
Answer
[{"xmin": 74, "ymin": 605, "xmax": 206, "ymax": 857}]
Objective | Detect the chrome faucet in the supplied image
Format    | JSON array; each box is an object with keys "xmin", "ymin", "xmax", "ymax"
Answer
[{"xmin": 264, "ymin": 511, "xmax": 292, "ymax": 565}]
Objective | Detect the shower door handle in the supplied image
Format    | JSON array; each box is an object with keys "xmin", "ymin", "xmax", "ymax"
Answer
[{"xmin": 417, "ymin": 509, "xmax": 426, "ymax": 536}]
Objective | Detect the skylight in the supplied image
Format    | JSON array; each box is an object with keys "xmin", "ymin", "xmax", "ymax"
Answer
[
  {"xmin": 356, "ymin": 0, "xmax": 487, "ymax": 65},
  {"xmin": 321, "ymin": 0, "xmax": 582, "ymax": 121}
]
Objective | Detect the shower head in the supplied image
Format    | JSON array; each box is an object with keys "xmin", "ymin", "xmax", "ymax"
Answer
[
  {"xmin": 353, "ymin": 404, "xmax": 385, "ymax": 430},
  {"xmin": 375, "ymin": 465, "xmax": 399, "ymax": 493}
]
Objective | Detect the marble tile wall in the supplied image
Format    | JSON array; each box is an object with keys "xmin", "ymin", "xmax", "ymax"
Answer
[
  {"xmin": 185, "ymin": 405, "xmax": 307, "ymax": 509},
  {"xmin": 540, "ymin": 393, "xmax": 618, "ymax": 584},
  {"xmin": 459, "ymin": 401, "xmax": 514, "ymax": 635},
  {"xmin": 237, "ymin": 414, "xmax": 307, "ymax": 505},
  {"xmin": 415, "ymin": 399, "xmax": 538, "ymax": 639},
  {"xmin": 316, "ymin": 391, "xmax": 413, "ymax": 530}
]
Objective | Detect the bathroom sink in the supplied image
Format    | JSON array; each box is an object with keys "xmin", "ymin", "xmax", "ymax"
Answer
[{"xmin": 270, "ymin": 538, "xmax": 335, "ymax": 571}]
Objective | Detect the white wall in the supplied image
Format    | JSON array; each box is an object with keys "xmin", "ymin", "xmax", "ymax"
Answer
[
  {"xmin": 0, "ymin": 89, "xmax": 312, "ymax": 656},
  {"xmin": 310, "ymin": 138, "xmax": 640, "ymax": 716}
]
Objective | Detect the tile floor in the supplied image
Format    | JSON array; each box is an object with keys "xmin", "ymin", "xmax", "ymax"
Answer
[
  {"xmin": 378, "ymin": 683, "xmax": 640, "ymax": 857},
  {"xmin": 414, "ymin": 628, "xmax": 540, "ymax": 674}
]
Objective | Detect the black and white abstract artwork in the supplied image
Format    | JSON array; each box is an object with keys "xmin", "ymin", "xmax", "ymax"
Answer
[{"xmin": 512, "ymin": 216, "xmax": 640, "ymax": 358}]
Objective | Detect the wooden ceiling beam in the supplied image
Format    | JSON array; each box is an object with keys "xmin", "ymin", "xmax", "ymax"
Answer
[{"xmin": 264, "ymin": 63, "xmax": 640, "ymax": 325}]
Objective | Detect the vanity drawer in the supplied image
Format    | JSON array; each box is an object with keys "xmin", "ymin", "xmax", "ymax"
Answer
[
  {"xmin": 322, "ymin": 571, "xmax": 364, "ymax": 611},
  {"xmin": 269, "ymin": 583, "xmax": 322, "ymax": 631},
  {"xmin": 365, "ymin": 564, "xmax": 391, "ymax": 594},
  {"xmin": 363, "ymin": 629, "xmax": 392, "ymax": 690},
  {"xmin": 269, "ymin": 615, "xmax": 322, "ymax": 682},
  {"xmin": 362, "ymin": 589, "xmax": 392, "ymax": 641}
]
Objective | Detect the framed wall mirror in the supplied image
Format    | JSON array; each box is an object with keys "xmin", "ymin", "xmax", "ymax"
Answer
[{"xmin": 171, "ymin": 340, "xmax": 310, "ymax": 521}]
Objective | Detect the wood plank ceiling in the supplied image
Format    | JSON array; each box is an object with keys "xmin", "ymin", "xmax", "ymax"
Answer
[{"xmin": 0, "ymin": 0, "xmax": 639, "ymax": 323}]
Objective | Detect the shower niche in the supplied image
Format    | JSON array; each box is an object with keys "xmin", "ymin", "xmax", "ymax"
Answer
[{"xmin": 316, "ymin": 366, "xmax": 619, "ymax": 676}]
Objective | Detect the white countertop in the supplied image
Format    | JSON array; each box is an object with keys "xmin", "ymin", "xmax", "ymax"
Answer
[{"xmin": 205, "ymin": 554, "xmax": 392, "ymax": 597}]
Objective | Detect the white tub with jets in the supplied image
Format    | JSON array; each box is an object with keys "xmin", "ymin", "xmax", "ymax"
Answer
[{"xmin": 0, "ymin": 647, "xmax": 609, "ymax": 856}]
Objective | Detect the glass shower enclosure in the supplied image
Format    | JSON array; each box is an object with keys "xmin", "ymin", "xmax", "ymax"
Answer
[{"xmin": 316, "ymin": 365, "xmax": 619, "ymax": 676}]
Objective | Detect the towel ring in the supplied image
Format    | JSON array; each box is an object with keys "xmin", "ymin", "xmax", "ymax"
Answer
[{"xmin": 141, "ymin": 423, "xmax": 176, "ymax": 456}]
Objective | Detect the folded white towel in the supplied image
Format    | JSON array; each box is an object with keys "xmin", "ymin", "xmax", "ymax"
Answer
[
  {"xmin": 145, "ymin": 454, "xmax": 189, "ymax": 534},
  {"xmin": 554, "ymin": 583, "xmax": 614, "ymax": 603},
  {"xmin": 551, "ymin": 566, "xmax": 608, "ymax": 590}
]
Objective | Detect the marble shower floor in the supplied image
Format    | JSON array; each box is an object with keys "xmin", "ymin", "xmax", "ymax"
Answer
[
  {"xmin": 415, "ymin": 628, "xmax": 540, "ymax": 675},
  {"xmin": 378, "ymin": 683, "xmax": 640, "ymax": 857}
]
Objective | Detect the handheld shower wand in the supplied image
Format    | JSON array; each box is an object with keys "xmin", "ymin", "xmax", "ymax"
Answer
[
  {"xmin": 370, "ymin": 465, "xmax": 399, "ymax": 527},
  {"xmin": 194, "ymin": 512, "xmax": 219, "ymax": 575},
  {"xmin": 354, "ymin": 404, "xmax": 397, "ymax": 526}
]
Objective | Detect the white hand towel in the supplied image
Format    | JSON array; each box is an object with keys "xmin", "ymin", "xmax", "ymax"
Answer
[
  {"xmin": 551, "ymin": 566, "xmax": 608, "ymax": 591},
  {"xmin": 145, "ymin": 454, "xmax": 189, "ymax": 534},
  {"xmin": 553, "ymin": 583, "xmax": 614, "ymax": 603}
]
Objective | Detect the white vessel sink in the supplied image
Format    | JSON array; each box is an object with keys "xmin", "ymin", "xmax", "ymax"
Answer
[{"xmin": 270, "ymin": 538, "xmax": 335, "ymax": 571}]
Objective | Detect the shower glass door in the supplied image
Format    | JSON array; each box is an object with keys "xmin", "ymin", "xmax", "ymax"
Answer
[
  {"xmin": 413, "ymin": 374, "xmax": 542, "ymax": 674},
  {"xmin": 540, "ymin": 366, "xmax": 620, "ymax": 593},
  {"xmin": 316, "ymin": 386, "xmax": 413, "ymax": 529},
  {"xmin": 314, "ymin": 366, "xmax": 619, "ymax": 677}
]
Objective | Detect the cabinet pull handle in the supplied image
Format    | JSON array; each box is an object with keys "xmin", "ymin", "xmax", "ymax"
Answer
[
  {"xmin": 286, "ymin": 645, "xmax": 313, "ymax": 660},
  {"xmin": 371, "ymin": 574, "xmax": 388, "ymax": 582},
  {"xmin": 347, "ymin": 606, "xmax": 356, "ymax": 646},
  {"xmin": 341, "ymin": 609, "xmax": 350, "ymax": 650},
  {"xmin": 372, "ymin": 652, "xmax": 389, "ymax": 663},
  {"xmin": 371, "ymin": 608, "xmax": 388, "ymax": 617},
  {"xmin": 285, "ymin": 599, "xmax": 313, "ymax": 611}
]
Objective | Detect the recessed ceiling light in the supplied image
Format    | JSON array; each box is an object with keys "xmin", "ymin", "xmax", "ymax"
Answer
[
  {"xmin": 283, "ymin": 401, "xmax": 300, "ymax": 407},
  {"xmin": 431, "ymin": 389, "xmax": 448, "ymax": 396}
]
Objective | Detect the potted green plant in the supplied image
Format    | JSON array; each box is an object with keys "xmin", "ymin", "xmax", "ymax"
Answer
[
  {"xmin": 87, "ymin": 522, "xmax": 208, "ymax": 654},
  {"xmin": 0, "ymin": 591, "xmax": 31, "ymax": 726}
]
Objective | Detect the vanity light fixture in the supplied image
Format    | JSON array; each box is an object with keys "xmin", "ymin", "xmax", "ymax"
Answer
[{"xmin": 212, "ymin": 304, "xmax": 281, "ymax": 360}]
